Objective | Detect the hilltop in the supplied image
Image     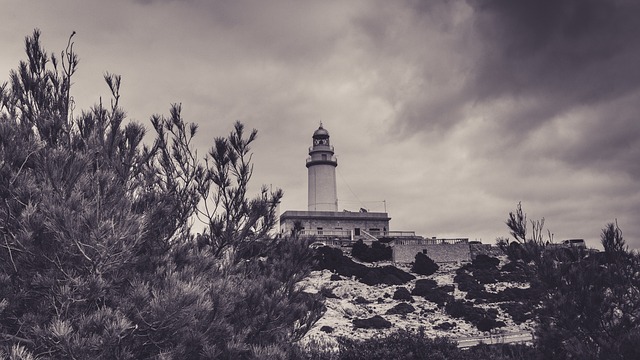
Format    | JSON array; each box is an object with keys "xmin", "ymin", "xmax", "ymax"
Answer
[{"xmin": 298, "ymin": 245, "xmax": 538, "ymax": 350}]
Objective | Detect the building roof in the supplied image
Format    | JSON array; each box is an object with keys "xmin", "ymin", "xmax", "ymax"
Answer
[
  {"xmin": 313, "ymin": 124, "xmax": 329, "ymax": 138},
  {"xmin": 280, "ymin": 210, "xmax": 391, "ymax": 222}
]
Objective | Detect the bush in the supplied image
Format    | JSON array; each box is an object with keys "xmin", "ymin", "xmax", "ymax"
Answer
[
  {"xmin": 471, "ymin": 254, "xmax": 500, "ymax": 270},
  {"xmin": 499, "ymin": 302, "xmax": 534, "ymax": 324},
  {"xmin": 298, "ymin": 329, "xmax": 539, "ymax": 359},
  {"xmin": 335, "ymin": 330, "xmax": 459, "ymax": 360},
  {"xmin": 411, "ymin": 252, "xmax": 439, "ymax": 275},
  {"xmin": 351, "ymin": 240, "xmax": 392, "ymax": 262}
]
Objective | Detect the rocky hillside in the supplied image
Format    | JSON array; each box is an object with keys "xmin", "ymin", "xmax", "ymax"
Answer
[{"xmin": 298, "ymin": 246, "xmax": 537, "ymax": 349}]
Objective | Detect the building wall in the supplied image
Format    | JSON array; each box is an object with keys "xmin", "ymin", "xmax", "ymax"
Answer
[
  {"xmin": 308, "ymin": 164, "xmax": 337, "ymax": 211},
  {"xmin": 393, "ymin": 243, "xmax": 471, "ymax": 263},
  {"xmin": 469, "ymin": 243, "xmax": 505, "ymax": 259},
  {"xmin": 280, "ymin": 211, "xmax": 390, "ymax": 238}
]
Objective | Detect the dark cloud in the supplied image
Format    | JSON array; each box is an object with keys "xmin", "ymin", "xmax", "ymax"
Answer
[
  {"xmin": 3, "ymin": 0, "xmax": 638, "ymax": 247},
  {"xmin": 468, "ymin": 0, "xmax": 640, "ymax": 103},
  {"xmin": 376, "ymin": 0, "xmax": 640, "ymax": 182}
]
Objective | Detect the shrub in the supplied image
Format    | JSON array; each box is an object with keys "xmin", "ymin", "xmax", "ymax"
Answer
[
  {"xmin": 411, "ymin": 252, "xmax": 439, "ymax": 275},
  {"xmin": 335, "ymin": 330, "xmax": 459, "ymax": 360},
  {"xmin": 472, "ymin": 254, "xmax": 500, "ymax": 269},
  {"xmin": 351, "ymin": 240, "xmax": 392, "ymax": 262},
  {"xmin": 299, "ymin": 329, "xmax": 539, "ymax": 359}
]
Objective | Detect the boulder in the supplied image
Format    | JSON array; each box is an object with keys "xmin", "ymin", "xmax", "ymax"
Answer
[
  {"xmin": 320, "ymin": 326, "xmax": 334, "ymax": 333},
  {"xmin": 353, "ymin": 315, "xmax": 392, "ymax": 329},
  {"xmin": 386, "ymin": 302, "xmax": 415, "ymax": 315},
  {"xmin": 393, "ymin": 287, "xmax": 413, "ymax": 302},
  {"xmin": 411, "ymin": 252, "xmax": 439, "ymax": 275},
  {"xmin": 411, "ymin": 279, "xmax": 438, "ymax": 296}
]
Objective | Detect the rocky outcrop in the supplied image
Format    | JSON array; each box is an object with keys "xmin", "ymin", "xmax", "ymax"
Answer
[
  {"xmin": 315, "ymin": 246, "xmax": 415, "ymax": 285},
  {"xmin": 353, "ymin": 315, "xmax": 392, "ymax": 329}
]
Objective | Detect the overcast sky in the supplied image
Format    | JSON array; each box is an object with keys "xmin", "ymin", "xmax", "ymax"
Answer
[{"xmin": 2, "ymin": 0, "xmax": 639, "ymax": 249}]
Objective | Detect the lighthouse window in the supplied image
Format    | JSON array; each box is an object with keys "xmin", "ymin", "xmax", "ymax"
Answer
[{"xmin": 322, "ymin": 154, "xmax": 327, "ymax": 160}]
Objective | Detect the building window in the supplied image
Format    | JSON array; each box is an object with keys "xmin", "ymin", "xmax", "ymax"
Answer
[
  {"xmin": 322, "ymin": 154, "xmax": 327, "ymax": 160},
  {"xmin": 317, "ymin": 227, "xmax": 323, "ymax": 235}
]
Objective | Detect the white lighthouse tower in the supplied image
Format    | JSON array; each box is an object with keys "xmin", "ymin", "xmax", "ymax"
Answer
[{"xmin": 307, "ymin": 124, "xmax": 338, "ymax": 211}]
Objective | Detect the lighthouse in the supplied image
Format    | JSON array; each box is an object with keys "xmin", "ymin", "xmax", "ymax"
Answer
[
  {"xmin": 306, "ymin": 124, "xmax": 338, "ymax": 211},
  {"xmin": 279, "ymin": 124, "xmax": 390, "ymax": 240}
]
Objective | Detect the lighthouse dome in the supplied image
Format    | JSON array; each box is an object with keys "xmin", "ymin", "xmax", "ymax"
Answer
[{"xmin": 313, "ymin": 124, "xmax": 329, "ymax": 138}]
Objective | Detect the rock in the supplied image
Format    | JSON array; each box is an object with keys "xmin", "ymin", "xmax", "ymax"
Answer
[
  {"xmin": 320, "ymin": 287, "xmax": 339, "ymax": 299},
  {"xmin": 330, "ymin": 274, "xmax": 343, "ymax": 281},
  {"xmin": 354, "ymin": 296, "xmax": 372, "ymax": 304},
  {"xmin": 361, "ymin": 266, "xmax": 416, "ymax": 286},
  {"xmin": 393, "ymin": 287, "xmax": 413, "ymax": 302},
  {"xmin": 315, "ymin": 247, "xmax": 415, "ymax": 286},
  {"xmin": 423, "ymin": 288, "xmax": 454, "ymax": 307},
  {"xmin": 411, "ymin": 252, "xmax": 439, "ymax": 276},
  {"xmin": 320, "ymin": 326, "xmax": 334, "ymax": 333},
  {"xmin": 386, "ymin": 302, "xmax": 415, "ymax": 315},
  {"xmin": 433, "ymin": 322, "xmax": 456, "ymax": 331},
  {"xmin": 411, "ymin": 279, "xmax": 438, "ymax": 296},
  {"xmin": 353, "ymin": 315, "xmax": 392, "ymax": 329}
]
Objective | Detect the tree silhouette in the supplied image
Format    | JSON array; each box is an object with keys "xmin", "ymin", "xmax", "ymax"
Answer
[{"xmin": 0, "ymin": 29, "xmax": 321, "ymax": 359}]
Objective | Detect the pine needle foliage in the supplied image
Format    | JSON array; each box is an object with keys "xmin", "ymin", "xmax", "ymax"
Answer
[
  {"xmin": 534, "ymin": 223, "xmax": 640, "ymax": 360},
  {"xmin": 0, "ymin": 30, "xmax": 322, "ymax": 359}
]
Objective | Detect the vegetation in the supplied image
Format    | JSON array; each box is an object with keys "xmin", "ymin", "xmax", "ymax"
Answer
[
  {"xmin": 534, "ymin": 222, "xmax": 640, "ymax": 359},
  {"xmin": 411, "ymin": 252, "xmax": 439, "ymax": 276},
  {"xmin": 350, "ymin": 240, "xmax": 392, "ymax": 262},
  {"xmin": 296, "ymin": 329, "xmax": 538, "ymax": 360},
  {"xmin": 503, "ymin": 203, "xmax": 640, "ymax": 360},
  {"xmin": 0, "ymin": 30, "xmax": 323, "ymax": 359}
]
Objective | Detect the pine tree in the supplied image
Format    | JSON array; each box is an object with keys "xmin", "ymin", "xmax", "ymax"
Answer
[
  {"xmin": 535, "ymin": 222, "xmax": 640, "ymax": 359},
  {"xmin": 1, "ymin": 29, "xmax": 322, "ymax": 359}
]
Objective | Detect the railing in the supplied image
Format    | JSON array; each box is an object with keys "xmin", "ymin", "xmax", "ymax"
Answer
[
  {"xmin": 371, "ymin": 231, "xmax": 417, "ymax": 238},
  {"xmin": 308, "ymin": 145, "xmax": 334, "ymax": 153},
  {"xmin": 306, "ymin": 155, "xmax": 337, "ymax": 164},
  {"xmin": 360, "ymin": 230, "xmax": 379, "ymax": 242},
  {"xmin": 299, "ymin": 229, "xmax": 352, "ymax": 238},
  {"xmin": 394, "ymin": 238, "xmax": 469, "ymax": 245}
]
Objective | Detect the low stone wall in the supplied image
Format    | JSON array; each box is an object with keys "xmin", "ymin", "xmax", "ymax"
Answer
[
  {"xmin": 393, "ymin": 243, "xmax": 471, "ymax": 263},
  {"xmin": 469, "ymin": 244, "xmax": 505, "ymax": 259}
]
